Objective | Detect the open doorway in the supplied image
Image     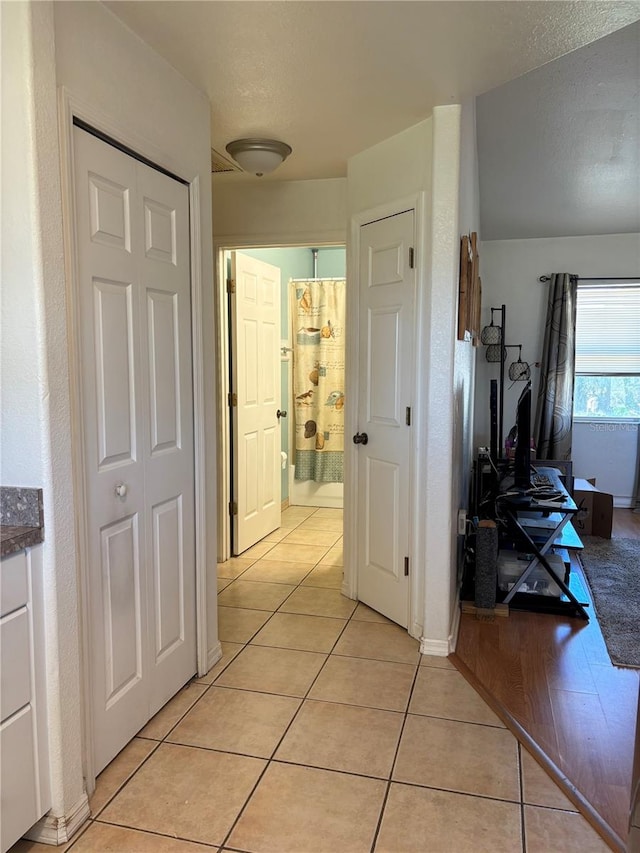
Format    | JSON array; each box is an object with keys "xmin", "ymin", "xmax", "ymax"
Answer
[{"xmin": 216, "ymin": 244, "xmax": 346, "ymax": 562}]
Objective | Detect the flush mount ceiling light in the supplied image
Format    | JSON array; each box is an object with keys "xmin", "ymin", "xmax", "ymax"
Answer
[{"xmin": 225, "ymin": 138, "xmax": 292, "ymax": 177}]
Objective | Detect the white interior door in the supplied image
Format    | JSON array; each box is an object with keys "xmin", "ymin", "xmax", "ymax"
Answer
[
  {"xmin": 74, "ymin": 126, "xmax": 196, "ymax": 774},
  {"xmin": 356, "ymin": 210, "xmax": 416, "ymax": 627},
  {"xmin": 230, "ymin": 252, "xmax": 282, "ymax": 554}
]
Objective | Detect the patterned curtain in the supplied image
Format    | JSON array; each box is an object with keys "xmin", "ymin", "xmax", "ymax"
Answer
[
  {"xmin": 533, "ymin": 273, "xmax": 578, "ymax": 460},
  {"xmin": 291, "ymin": 279, "xmax": 346, "ymax": 482}
]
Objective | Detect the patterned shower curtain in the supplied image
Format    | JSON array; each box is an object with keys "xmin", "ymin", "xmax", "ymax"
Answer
[
  {"xmin": 291, "ymin": 279, "xmax": 346, "ymax": 482},
  {"xmin": 533, "ymin": 272, "xmax": 578, "ymax": 460}
]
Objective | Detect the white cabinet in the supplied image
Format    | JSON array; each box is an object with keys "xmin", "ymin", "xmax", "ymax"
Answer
[{"xmin": 1, "ymin": 546, "xmax": 50, "ymax": 853}]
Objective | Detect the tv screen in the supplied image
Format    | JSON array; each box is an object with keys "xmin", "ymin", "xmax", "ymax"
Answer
[{"xmin": 513, "ymin": 381, "xmax": 532, "ymax": 488}]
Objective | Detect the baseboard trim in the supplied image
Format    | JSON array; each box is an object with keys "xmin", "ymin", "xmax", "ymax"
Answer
[
  {"xmin": 281, "ymin": 498, "xmax": 290, "ymax": 511},
  {"xmin": 448, "ymin": 598, "xmax": 461, "ymax": 653},
  {"xmin": 409, "ymin": 619, "xmax": 423, "ymax": 641},
  {"xmin": 341, "ymin": 580, "xmax": 355, "ymax": 600},
  {"xmin": 25, "ymin": 792, "xmax": 90, "ymax": 845},
  {"xmin": 419, "ymin": 636, "xmax": 449, "ymax": 657},
  {"xmin": 207, "ymin": 640, "xmax": 223, "ymax": 673},
  {"xmin": 613, "ymin": 497, "xmax": 633, "ymax": 508},
  {"xmin": 420, "ymin": 595, "xmax": 462, "ymax": 657}
]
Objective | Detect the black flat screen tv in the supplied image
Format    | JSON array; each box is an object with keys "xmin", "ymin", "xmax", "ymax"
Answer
[{"xmin": 513, "ymin": 380, "xmax": 532, "ymax": 488}]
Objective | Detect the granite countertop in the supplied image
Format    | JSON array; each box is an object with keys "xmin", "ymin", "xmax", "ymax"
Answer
[{"xmin": 1, "ymin": 487, "xmax": 44, "ymax": 557}]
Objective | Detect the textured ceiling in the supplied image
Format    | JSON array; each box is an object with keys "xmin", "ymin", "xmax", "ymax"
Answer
[
  {"xmin": 105, "ymin": 1, "xmax": 640, "ymax": 185},
  {"xmin": 477, "ymin": 20, "xmax": 640, "ymax": 240}
]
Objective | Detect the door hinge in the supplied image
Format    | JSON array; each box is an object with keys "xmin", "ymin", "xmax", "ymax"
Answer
[
  {"xmin": 404, "ymin": 556, "xmax": 410, "ymax": 576},
  {"xmin": 227, "ymin": 277, "xmax": 236, "ymax": 294},
  {"xmin": 409, "ymin": 247, "xmax": 415, "ymax": 269},
  {"xmin": 406, "ymin": 406, "xmax": 411, "ymax": 426},
  {"xmin": 228, "ymin": 392, "xmax": 237, "ymax": 407},
  {"xmin": 229, "ymin": 500, "xmax": 238, "ymax": 516}
]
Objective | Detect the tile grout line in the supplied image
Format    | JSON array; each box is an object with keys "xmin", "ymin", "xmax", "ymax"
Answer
[
  {"xmin": 217, "ymin": 564, "xmax": 354, "ymax": 851},
  {"xmin": 518, "ymin": 742, "xmax": 527, "ymax": 853},
  {"xmin": 89, "ymin": 816, "xmax": 220, "ymax": 849},
  {"xmin": 84, "ymin": 737, "xmax": 163, "ymax": 823},
  {"xmin": 90, "ymin": 506, "xmax": 536, "ymax": 852},
  {"xmin": 369, "ymin": 661, "xmax": 422, "ymax": 852},
  {"xmin": 218, "ymin": 552, "xmax": 348, "ymax": 648},
  {"xmin": 216, "ymin": 511, "xmax": 464, "ymax": 853},
  {"xmin": 83, "ymin": 509, "xmax": 344, "ymax": 852}
]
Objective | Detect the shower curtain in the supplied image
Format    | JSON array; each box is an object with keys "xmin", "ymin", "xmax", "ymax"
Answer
[{"xmin": 291, "ymin": 279, "xmax": 346, "ymax": 482}]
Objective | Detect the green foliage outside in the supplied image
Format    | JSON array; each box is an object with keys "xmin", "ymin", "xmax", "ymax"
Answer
[{"xmin": 573, "ymin": 375, "xmax": 640, "ymax": 418}]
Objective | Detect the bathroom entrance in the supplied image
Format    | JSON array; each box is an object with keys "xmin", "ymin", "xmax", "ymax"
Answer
[{"xmin": 217, "ymin": 244, "xmax": 346, "ymax": 560}]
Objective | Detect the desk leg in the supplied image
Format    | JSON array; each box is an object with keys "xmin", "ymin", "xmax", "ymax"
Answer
[{"xmin": 502, "ymin": 513, "xmax": 589, "ymax": 620}]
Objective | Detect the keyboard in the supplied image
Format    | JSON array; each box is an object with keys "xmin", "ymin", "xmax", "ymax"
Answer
[{"xmin": 532, "ymin": 473, "xmax": 553, "ymax": 487}]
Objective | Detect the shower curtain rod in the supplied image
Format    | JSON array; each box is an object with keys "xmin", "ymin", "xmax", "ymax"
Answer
[
  {"xmin": 538, "ymin": 275, "xmax": 639, "ymax": 282},
  {"xmin": 290, "ymin": 277, "xmax": 346, "ymax": 282}
]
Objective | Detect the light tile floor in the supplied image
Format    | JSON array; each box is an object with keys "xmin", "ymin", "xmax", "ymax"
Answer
[{"xmin": 12, "ymin": 507, "xmax": 612, "ymax": 853}]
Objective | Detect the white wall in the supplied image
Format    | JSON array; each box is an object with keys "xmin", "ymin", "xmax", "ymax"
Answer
[
  {"xmin": 573, "ymin": 422, "xmax": 638, "ymax": 505},
  {"xmin": 1, "ymin": 1, "xmax": 85, "ymax": 830},
  {"xmin": 477, "ymin": 233, "xmax": 640, "ymax": 502},
  {"xmin": 426, "ymin": 106, "xmax": 464, "ymax": 649},
  {"xmin": 347, "ymin": 119, "xmax": 432, "ymax": 212},
  {"xmin": 213, "ymin": 177, "xmax": 347, "ymax": 246},
  {"xmin": 1, "ymin": 0, "xmax": 44, "ymax": 487},
  {"xmin": 0, "ymin": 0, "xmax": 216, "ymax": 835},
  {"xmin": 347, "ymin": 110, "xmax": 464, "ymax": 652},
  {"xmin": 454, "ymin": 97, "xmax": 480, "ymax": 580},
  {"xmin": 55, "ymin": 0, "xmax": 217, "ymax": 787}
]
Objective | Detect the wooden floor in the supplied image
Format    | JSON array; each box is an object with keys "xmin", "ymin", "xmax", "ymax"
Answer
[{"xmin": 454, "ymin": 508, "xmax": 640, "ymax": 852}]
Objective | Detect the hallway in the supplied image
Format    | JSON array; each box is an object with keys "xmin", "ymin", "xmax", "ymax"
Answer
[{"xmin": 14, "ymin": 506, "xmax": 610, "ymax": 852}]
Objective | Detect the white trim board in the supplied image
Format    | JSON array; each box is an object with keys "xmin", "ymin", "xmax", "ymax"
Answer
[
  {"xmin": 25, "ymin": 792, "xmax": 90, "ymax": 846},
  {"xmin": 213, "ymin": 235, "xmax": 347, "ymax": 563}
]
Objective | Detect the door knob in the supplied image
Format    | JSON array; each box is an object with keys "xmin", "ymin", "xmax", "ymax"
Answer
[
  {"xmin": 115, "ymin": 483, "xmax": 128, "ymax": 498},
  {"xmin": 277, "ymin": 409, "xmax": 287, "ymax": 419},
  {"xmin": 353, "ymin": 432, "xmax": 368, "ymax": 445}
]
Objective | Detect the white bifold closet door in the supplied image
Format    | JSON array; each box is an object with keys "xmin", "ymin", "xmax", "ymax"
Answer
[{"xmin": 73, "ymin": 126, "xmax": 196, "ymax": 774}]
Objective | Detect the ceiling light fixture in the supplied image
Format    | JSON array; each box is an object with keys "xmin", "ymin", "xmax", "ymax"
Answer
[{"xmin": 225, "ymin": 138, "xmax": 292, "ymax": 177}]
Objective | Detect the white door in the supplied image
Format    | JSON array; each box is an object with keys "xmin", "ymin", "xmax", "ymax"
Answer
[
  {"xmin": 356, "ymin": 210, "xmax": 416, "ymax": 627},
  {"xmin": 74, "ymin": 127, "xmax": 196, "ymax": 774},
  {"xmin": 230, "ymin": 252, "xmax": 282, "ymax": 554}
]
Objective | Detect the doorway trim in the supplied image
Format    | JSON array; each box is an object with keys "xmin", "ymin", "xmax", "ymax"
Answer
[
  {"xmin": 213, "ymin": 233, "xmax": 346, "ymax": 563},
  {"xmin": 57, "ymin": 87, "xmax": 209, "ymax": 792},
  {"xmin": 344, "ymin": 193, "xmax": 428, "ymax": 640}
]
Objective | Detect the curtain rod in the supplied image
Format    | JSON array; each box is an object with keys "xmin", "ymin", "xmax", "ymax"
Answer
[
  {"xmin": 290, "ymin": 277, "xmax": 345, "ymax": 282},
  {"xmin": 538, "ymin": 275, "xmax": 639, "ymax": 282}
]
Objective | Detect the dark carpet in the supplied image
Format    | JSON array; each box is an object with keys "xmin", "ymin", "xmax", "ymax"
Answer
[{"xmin": 579, "ymin": 536, "xmax": 640, "ymax": 668}]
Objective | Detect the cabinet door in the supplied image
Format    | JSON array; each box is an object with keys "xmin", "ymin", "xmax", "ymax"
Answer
[
  {"xmin": 0, "ymin": 705, "xmax": 38, "ymax": 853},
  {"xmin": 0, "ymin": 607, "xmax": 31, "ymax": 720},
  {"xmin": 0, "ymin": 551, "xmax": 28, "ymax": 616}
]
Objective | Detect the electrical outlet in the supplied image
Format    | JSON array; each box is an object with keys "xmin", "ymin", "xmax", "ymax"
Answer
[{"xmin": 458, "ymin": 509, "xmax": 467, "ymax": 536}]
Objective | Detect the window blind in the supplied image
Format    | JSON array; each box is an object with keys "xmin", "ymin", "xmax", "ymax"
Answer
[{"xmin": 575, "ymin": 284, "xmax": 640, "ymax": 374}]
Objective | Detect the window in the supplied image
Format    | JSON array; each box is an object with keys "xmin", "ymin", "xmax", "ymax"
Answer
[{"xmin": 573, "ymin": 284, "xmax": 640, "ymax": 419}]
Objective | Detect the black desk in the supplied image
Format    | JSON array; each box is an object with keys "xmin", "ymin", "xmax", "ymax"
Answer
[{"xmin": 496, "ymin": 467, "xmax": 588, "ymax": 620}]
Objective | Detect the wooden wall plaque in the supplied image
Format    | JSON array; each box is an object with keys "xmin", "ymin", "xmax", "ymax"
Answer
[{"xmin": 457, "ymin": 231, "xmax": 481, "ymax": 344}]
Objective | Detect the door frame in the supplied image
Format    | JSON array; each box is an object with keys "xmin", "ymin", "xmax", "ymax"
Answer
[
  {"xmin": 57, "ymin": 88, "xmax": 209, "ymax": 793},
  {"xmin": 214, "ymin": 234, "xmax": 346, "ymax": 563},
  {"xmin": 344, "ymin": 194, "xmax": 428, "ymax": 640}
]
